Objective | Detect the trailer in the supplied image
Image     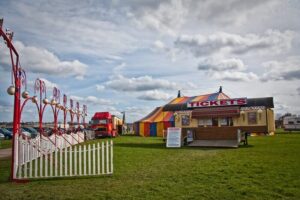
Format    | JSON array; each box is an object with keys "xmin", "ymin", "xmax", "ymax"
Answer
[{"xmin": 283, "ymin": 116, "xmax": 300, "ymax": 131}]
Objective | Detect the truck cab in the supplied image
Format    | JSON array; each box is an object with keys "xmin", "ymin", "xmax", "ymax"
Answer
[{"xmin": 91, "ymin": 112, "xmax": 116, "ymax": 138}]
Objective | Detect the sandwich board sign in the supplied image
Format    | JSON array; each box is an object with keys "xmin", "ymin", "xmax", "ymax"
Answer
[
  {"xmin": 187, "ymin": 130, "xmax": 194, "ymax": 143},
  {"xmin": 166, "ymin": 127, "xmax": 182, "ymax": 148}
]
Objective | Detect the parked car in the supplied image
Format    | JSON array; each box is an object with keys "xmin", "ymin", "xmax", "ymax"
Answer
[
  {"xmin": 19, "ymin": 128, "xmax": 31, "ymax": 138},
  {"xmin": 0, "ymin": 128, "xmax": 13, "ymax": 139},
  {"xmin": 22, "ymin": 127, "xmax": 38, "ymax": 138},
  {"xmin": 0, "ymin": 133, "xmax": 4, "ymax": 140}
]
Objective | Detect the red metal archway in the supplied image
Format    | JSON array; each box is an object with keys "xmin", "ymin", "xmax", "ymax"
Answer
[{"xmin": 0, "ymin": 19, "xmax": 88, "ymax": 181}]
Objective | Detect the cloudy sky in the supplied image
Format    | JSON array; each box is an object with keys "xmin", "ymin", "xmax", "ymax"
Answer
[{"xmin": 0, "ymin": 0, "xmax": 300, "ymax": 123}]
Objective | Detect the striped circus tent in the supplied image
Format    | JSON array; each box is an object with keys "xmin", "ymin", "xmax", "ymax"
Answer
[{"xmin": 134, "ymin": 90, "xmax": 230, "ymax": 137}]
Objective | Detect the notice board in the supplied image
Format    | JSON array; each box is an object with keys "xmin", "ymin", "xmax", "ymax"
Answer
[{"xmin": 166, "ymin": 127, "xmax": 182, "ymax": 148}]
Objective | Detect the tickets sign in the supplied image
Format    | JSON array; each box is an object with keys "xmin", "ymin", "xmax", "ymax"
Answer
[{"xmin": 187, "ymin": 98, "xmax": 247, "ymax": 108}]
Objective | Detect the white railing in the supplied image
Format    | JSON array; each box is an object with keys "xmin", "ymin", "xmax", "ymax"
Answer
[{"xmin": 15, "ymin": 136, "xmax": 113, "ymax": 179}]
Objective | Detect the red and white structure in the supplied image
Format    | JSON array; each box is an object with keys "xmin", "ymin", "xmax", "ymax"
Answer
[{"xmin": 0, "ymin": 19, "xmax": 113, "ymax": 181}]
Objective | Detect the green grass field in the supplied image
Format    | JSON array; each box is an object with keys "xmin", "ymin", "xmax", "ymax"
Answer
[
  {"xmin": 0, "ymin": 139, "xmax": 11, "ymax": 149},
  {"xmin": 0, "ymin": 132, "xmax": 300, "ymax": 200}
]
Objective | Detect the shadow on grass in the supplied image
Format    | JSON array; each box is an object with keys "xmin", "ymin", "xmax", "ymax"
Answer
[
  {"xmin": 25, "ymin": 173, "xmax": 113, "ymax": 183},
  {"xmin": 115, "ymin": 142, "xmax": 165, "ymax": 149},
  {"xmin": 238, "ymin": 144, "xmax": 254, "ymax": 148},
  {"xmin": 115, "ymin": 142, "xmax": 251, "ymax": 150}
]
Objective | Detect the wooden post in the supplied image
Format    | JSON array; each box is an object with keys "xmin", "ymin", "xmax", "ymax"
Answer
[
  {"xmin": 79, "ymin": 145, "xmax": 82, "ymax": 176},
  {"xmin": 110, "ymin": 140, "xmax": 113, "ymax": 174},
  {"xmin": 101, "ymin": 142, "xmax": 104, "ymax": 174},
  {"xmin": 93, "ymin": 143, "xmax": 96, "ymax": 175},
  {"xmin": 88, "ymin": 144, "xmax": 91, "ymax": 175},
  {"xmin": 74, "ymin": 145, "xmax": 77, "ymax": 176},
  {"xmin": 83, "ymin": 145, "xmax": 86, "ymax": 175},
  {"xmin": 106, "ymin": 141, "xmax": 109, "ymax": 174},
  {"xmin": 97, "ymin": 143, "xmax": 100, "ymax": 175},
  {"xmin": 70, "ymin": 146, "xmax": 72, "ymax": 176}
]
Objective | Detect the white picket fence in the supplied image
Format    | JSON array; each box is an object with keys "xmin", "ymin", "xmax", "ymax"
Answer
[{"xmin": 13, "ymin": 133, "xmax": 113, "ymax": 179}]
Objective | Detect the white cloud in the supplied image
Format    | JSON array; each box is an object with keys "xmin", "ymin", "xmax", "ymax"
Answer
[
  {"xmin": 154, "ymin": 40, "xmax": 166, "ymax": 50},
  {"xmin": 261, "ymin": 57, "xmax": 300, "ymax": 81},
  {"xmin": 10, "ymin": 1, "xmax": 140, "ymax": 57},
  {"xmin": 210, "ymin": 71, "xmax": 259, "ymax": 82},
  {"xmin": 138, "ymin": 90, "xmax": 174, "ymax": 101},
  {"xmin": 0, "ymin": 105, "xmax": 13, "ymax": 113},
  {"xmin": 113, "ymin": 62, "xmax": 126, "ymax": 74},
  {"xmin": 198, "ymin": 58, "xmax": 246, "ymax": 71},
  {"xmin": 131, "ymin": 0, "xmax": 188, "ymax": 36},
  {"xmin": 105, "ymin": 75, "xmax": 178, "ymax": 91},
  {"xmin": 26, "ymin": 78, "xmax": 58, "ymax": 97},
  {"xmin": 128, "ymin": 0, "xmax": 279, "ymax": 36},
  {"xmin": 0, "ymin": 41, "xmax": 88, "ymax": 79},
  {"xmin": 39, "ymin": 78, "xmax": 58, "ymax": 89},
  {"xmin": 70, "ymin": 95, "xmax": 113, "ymax": 106},
  {"xmin": 175, "ymin": 30, "xmax": 295, "ymax": 57},
  {"xmin": 297, "ymin": 88, "xmax": 300, "ymax": 95},
  {"xmin": 197, "ymin": 58, "xmax": 258, "ymax": 82},
  {"xmin": 96, "ymin": 85, "xmax": 105, "ymax": 91},
  {"xmin": 124, "ymin": 106, "xmax": 153, "ymax": 120}
]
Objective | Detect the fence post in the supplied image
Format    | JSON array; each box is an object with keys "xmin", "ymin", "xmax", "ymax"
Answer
[
  {"xmin": 97, "ymin": 143, "xmax": 100, "ymax": 175},
  {"xmin": 64, "ymin": 147, "xmax": 68, "ymax": 176},
  {"xmin": 45, "ymin": 151, "xmax": 48, "ymax": 177},
  {"xmin": 106, "ymin": 141, "xmax": 109, "ymax": 174},
  {"xmin": 93, "ymin": 143, "xmax": 96, "ymax": 175},
  {"xmin": 24, "ymin": 139, "xmax": 28, "ymax": 179},
  {"xmin": 13, "ymin": 135, "xmax": 19, "ymax": 179},
  {"xmin": 40, "ymin": 153, "xmax": 43, "ymax": 177},
  {"xmin": 110, "ymin": 140, "xmax": 113, "ymax": 174},
  {"xmin": 74, "ymin": 145, "xmax": 77, "ymax": 176},
  {"xmin": 70, "ymin": 146, "xmax": 72, "ymax": 176},
  {"xmin": 79, "ymin": 145, "xmax": 82, "ymax": 176},
  {"xmin": 88, "ymin": 144, "xmax": 91, "ymax": 175},
  {"xmin": 29, "ymin": 144, "xmax": 32, "ymax": 178},
  {"xmin": 34, "ymin": 146, "xmax": 38, "ymax": 178},
  {"xmin": 101, "ymin": 142, "xmax": 104, "ymax": 174},
  {"xmin": 55, "ymin": 148, "xmax": 58, "ymax": 177},
  {"xmin": 50, "ymin": 150, "xmax": 53, "ymax": 177},
  {"xmin": 60, "ymin": 147, "xmax": 63, "ymax": 176},
  {"xmin": 83, "ymin": 145, "xmax": 86, "ymax": 175}
]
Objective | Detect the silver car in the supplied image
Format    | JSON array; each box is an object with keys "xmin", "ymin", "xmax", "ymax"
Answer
[{"xmin": 0, "ymin": 133, "xmax": 4, "ymax": 140}]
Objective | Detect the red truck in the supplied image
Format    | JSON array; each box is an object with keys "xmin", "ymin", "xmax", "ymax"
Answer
[{"xmin": 90, "ymin": 112, "xmax": 123, "ymax": 138}]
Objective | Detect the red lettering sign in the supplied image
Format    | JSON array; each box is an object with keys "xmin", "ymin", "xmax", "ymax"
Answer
[
  {"xmin": 209, "ymin": 101, "xmax": 218, "ymax": 106},
  {"xmin": 219, "ymin": 100, "xmax": 227, "ymax": 106},
  {"xmin": 200, "ymin": 101, "xmax": 209, "ymax": 106},
  {"xmin": 187, "ymin": 98, "xmax": 247, "ymax": 108},
  {"xmin": 237, "ymin": 98, "xmax": 247, "ymax": 105}
]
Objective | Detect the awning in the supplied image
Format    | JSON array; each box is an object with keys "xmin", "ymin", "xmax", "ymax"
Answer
[{"xmin": 191, "ymin": 106, "xmax": 240, "ymax": 118}]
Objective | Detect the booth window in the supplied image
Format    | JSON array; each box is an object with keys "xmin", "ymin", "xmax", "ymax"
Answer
[
  {"xmin": 228, "ymin": 117, "xmax": 233, "ymax": 126},
  {"xmin": 220, "ymin": 117, "xmax": 233, "ymax": 126},
  {"xmin": 198, "ymin": 119, "xmax": 205, "ymax": 127},
  {"xmin": 220, "ymin": 118, "xmax": 227, "ymax": 126},
  {"xmin": 248, "ymin": 112, "xmax": 257, "ymax": 124},
  {"xmin": 181, "ymin": 115, "xmax": 190, "ymax": 126},
  {"xmin": 206, "ymin": 118, "xmax": 213, "ymax": 126},
  {"xmin": 198, "ymin": 118, "xmax": 213, "ymax": 127},
  {"xmin": 212, "ymin": 118, "xmax": 218, "ymax": 126}
]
